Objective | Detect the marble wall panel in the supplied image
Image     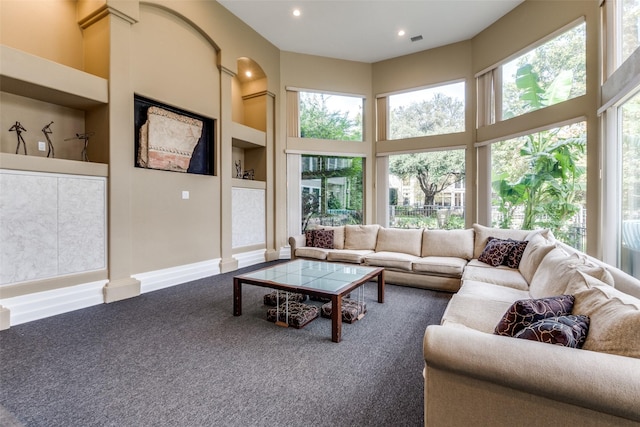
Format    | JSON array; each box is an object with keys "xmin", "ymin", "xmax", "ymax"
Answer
[
  {"xmin": 232, "ymin": 187, "xmax": 265, "ymax": 248},
  {"xmin": 58, "ymin": 177, "xmax": 106, "ymax": 275},
  {"xmin": 0, "ymin": 172, "xmax": 58, "ymax": 284},
  {"xmin": 0, "ymin": 170, "xmax": 107, "ymax": 286}
]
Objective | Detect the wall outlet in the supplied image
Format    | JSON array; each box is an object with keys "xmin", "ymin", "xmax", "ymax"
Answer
[
  {"xmin": 182, "ymin": 191, "xmax": 189, "ymax": 200},
  {"xmin": 38, "ymin": 141, "xmax": 46, "ymax": 151}
]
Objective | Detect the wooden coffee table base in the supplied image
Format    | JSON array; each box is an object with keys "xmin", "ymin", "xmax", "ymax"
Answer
[{"xmin": 233, "ymin": 262, "xmax": 384, "ymax": 343}]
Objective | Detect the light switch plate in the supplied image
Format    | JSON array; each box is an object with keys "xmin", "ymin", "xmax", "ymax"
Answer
[
  {"xmin": 38, "ymin": 141, "xmax": 46, "ymax": 151},
  {"xmin": 182, "ymin": 191, "xmax": 189, "ymax": 200}
]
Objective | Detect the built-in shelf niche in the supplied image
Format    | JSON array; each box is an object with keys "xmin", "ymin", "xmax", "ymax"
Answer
[
  {"xmin": 0, "ymin": 45, "xmax": 109, "ymax": 165},
  {"xmin": 232, "ymin": 122, "xmax": 266, "ymax": 182}
]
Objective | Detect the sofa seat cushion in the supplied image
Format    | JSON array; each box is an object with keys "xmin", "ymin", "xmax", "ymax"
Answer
[
  {"xmin": 440, "ymin": 294, "xmax": 515, "ymax": 333},
  {"xmin": 375, "ymin": 227, "xmax": 423, "ymax": 256},
  {"xmin": 412, "ymin": 256, "xmax": 467, "ymax": 277},
  {"xmin": 457, "ymin": 280, "xmax": 530, "ymax": 303},
  {"xmin": 326, "ymin": 249, "xmax": 373, "ymax": 264},
  {"xmin": 294, "ymin": 247, "xmax": 329, "ymax": 260},
  {"xmin": 462, "ymin": 260, "xmax": 529, "ymax": 291},
  {"xmin": 364, "ymin": 251, "xmax": 420, "ymax": 271}
]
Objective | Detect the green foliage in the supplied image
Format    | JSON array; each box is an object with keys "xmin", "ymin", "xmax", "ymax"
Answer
[
  {"xmin": 390, "ymin": 93, "xmax": 464, "ymax": 139},
  {"xmin": 389, "ymin": 151, "xmax": 465, "ymax": 206},
  {"xmin": 299, "ymin": 93, "xmax": 362, "ymax": 141},
  {"xmin": 493, "ymin": 62, "xmax": 586, "ymax": 239}
]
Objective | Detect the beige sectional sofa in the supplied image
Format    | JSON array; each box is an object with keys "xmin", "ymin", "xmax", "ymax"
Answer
[{"xmin": 290, "ymin": 223, "xmax": 640, "ymax": 426}]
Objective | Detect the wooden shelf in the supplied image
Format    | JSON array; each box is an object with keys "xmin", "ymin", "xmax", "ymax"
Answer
[{"xmin": 0, "ymin": 45, "xmax": 108, "ymax": 110}]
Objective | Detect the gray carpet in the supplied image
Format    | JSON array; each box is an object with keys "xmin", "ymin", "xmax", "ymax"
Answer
[{"xmin": 0, "ymin": 261, "xmax": 452, "ymax": 427}]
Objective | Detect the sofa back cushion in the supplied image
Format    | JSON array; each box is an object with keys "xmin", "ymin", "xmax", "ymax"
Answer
[
  {"xmin": 344, "ymin": 225, "xmax": 380, "ymax": 250},
  {"xmin": 472, "ymin": 224, "xmax": 530, "ymax": 259},
  {"xmin": 375, "ymin": 227, "xmax": 423, "ymax": 256},
  {"xmin": 529, "ymin": 248, "xmax": 614, "ymax": 299},
  {"xmin": 319, "ymin": 226, "xmax": 345, "ymax": 249},
  {"xmin": 519, "ymin": 232, "xmax": 555, "ymax": 284},
  {"xmin": 422, "ymin": 229, "xmax": 474, "ymax": 259},
  {"xmin": 567, "ymin": 272, "xmax": 640, "ymax": 358}
]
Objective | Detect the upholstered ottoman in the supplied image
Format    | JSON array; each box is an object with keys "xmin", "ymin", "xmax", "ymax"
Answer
[
  {"xmin": 321, "ymin": 298, "xmax": 367, "ymax": 323},
  {"xmin": 263, "ymin": 290, "xmax": 307, "ymax": 306},
  {"xmin": 266, "ymin": 302, "xmax": 319, "ymax": 328}
]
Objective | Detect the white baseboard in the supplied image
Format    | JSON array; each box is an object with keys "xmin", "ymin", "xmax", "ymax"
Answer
[
  {"xmin": 279, "ymin": 246, "xmax": 291, "ymax": 259},
  {"xmin": 0, "ymin": 280, "xmax": 107, "ymax": 326},
  {"xmin": 234, "ymin": 250, "xmax": 266, "ymax": 269},
  {"xmin": 134, "ymin": 259, "xmax": 221, "ymax": 294}
]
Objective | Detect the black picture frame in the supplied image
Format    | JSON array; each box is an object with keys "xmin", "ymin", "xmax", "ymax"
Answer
[{"xmin": 134, "ymin": 94, "xmax": 215, "ymax": 176}]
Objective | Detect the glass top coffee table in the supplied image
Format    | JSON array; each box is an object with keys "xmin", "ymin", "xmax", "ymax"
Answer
[{"xmin": 233, "ymin": 260, "xmax": 385, "ymax": 342}]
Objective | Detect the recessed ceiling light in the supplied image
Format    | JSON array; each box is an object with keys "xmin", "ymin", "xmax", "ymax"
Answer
[
  {"xmin": 245, "ymin": 71, "xmax": 252, "ymax": 78},
  {"xmin": 398, "ymin": 30, "xmax": 405, "ymax": 36},
  {"xmin": 293, "ymin": 9, "xmax": 301, "ymax": 17}
]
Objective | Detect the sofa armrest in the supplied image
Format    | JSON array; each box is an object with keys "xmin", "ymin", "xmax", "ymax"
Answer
[
  {"xmin": 424, "ymin": 325, "xmax": 640, "ymax": 422},
  {"xmin": 288, "ymin": 234, "xmax": 306, "ymax": 259}
]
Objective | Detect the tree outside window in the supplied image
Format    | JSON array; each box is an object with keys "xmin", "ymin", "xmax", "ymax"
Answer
[
  {"xmin": 388, "ymin": 150, "xmax": 465, "ymax": 229},
  {"xmin": 299, "ymin": 92, "xmax": 363, "ymax": 141}
]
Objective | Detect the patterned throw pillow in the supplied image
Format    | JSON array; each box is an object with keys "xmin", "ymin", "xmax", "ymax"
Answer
[
  {"xmin": 304, "ymin": 229, "xmax": 334, "ymax": 249},
  {"xmin": 514, "ymin": 315, "xmax": 590, "ymax": 348},
  {"xmin": 504, "ymin": 239, "xmax": 529, "ymax": 269},
  {"xmin": 478, "ymin": 237, "xmax": 516, "ymax": 267},
  {"xmin": 312, "ymin": 229, "xmax": 334, "ymax": 249},
  {"xmin": 305, "ymin": 230, "xmax": 315, "ymax": 247},
  {"xmin": 494, "ymin": 294, "xmax": 575, "ymax": 336}
]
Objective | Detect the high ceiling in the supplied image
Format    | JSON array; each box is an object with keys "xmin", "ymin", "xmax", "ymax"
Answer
[{"xmin": 217, "ymin": 0, "xmax": 524, "ymax": 63}]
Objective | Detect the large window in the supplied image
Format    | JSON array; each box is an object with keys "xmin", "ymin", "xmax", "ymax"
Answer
[
  {"xmin": 388, "ymin": 149, "xmax": 465, "ymax": 229},
  {"xmin": 620, "ymin": 90, "xmax": 640, "ymax": 277},
  {"xmin": 388, "ymin": 81, "xmax": 465, "ymax": 139},
  {"xmin": 491, "ymin": 121, "xmax": 587, "ymax": 250},
  {"xmin": 478, "ymin": 21, "xmax": 586, "ymax": 126},
  {"xmin": 301, "ymin": 155, "xmax": 363, "ymax": 231},
  {"xmin": 620, "ymin": 0, "xmax": 640, "ymax": 65},
  {"xmin": 299, "ymin": 92, "xmax": 363, "ymax": 141}
]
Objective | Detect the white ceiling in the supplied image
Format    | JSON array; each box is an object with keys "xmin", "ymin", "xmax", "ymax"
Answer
[{"xmin": 217, "ymin": 0, "xmax": 524, "ymax": 63}]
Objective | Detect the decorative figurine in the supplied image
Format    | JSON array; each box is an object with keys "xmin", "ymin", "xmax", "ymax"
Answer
[
  {"xmin": 42, "ymin": 121, "xmax": 55, "ymax": 158},
  {"xmin": 235, "ymin": 160, "xmax": 243, "ymax": 178},
  {"xmin": 9, "ymin": 121, "xmax": 27, "ymax": 155},
  {"xmin": 65, "ymin": 132, "xmax": 95, "ymax": 162},
  {"xmin": 243, "ymin": 169, "xmax": 255, "ymax": 180}
]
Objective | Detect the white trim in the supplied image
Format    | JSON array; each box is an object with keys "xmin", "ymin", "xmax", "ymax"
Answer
[
  {"xmin": 474, "ymin": 116, "xmax": 587, "ymax": 148},
  {"xmin": 285, "ymin": 148, "xmax": 367, "ymax": 158},
  {"xmin": 375, "ymin": 78, "xmax": 466, "ymax": 99},
  {"xmin": 0, "ymin": 280, "xmax": 107, "ymax": 326},
  {"xmin": 285, "ymin": 86, "xmax": 365, "ymax": 99},
  {"xmin": 134, "ymin": 259, "xmax": 221, "ymax": 294},
  {"xmin": 279, "ymin": 246, "xmax": 291, "ymax": 260},
  {"xmin": 376, "ymin": 145, "xmax": 467, "ymax": 157},
  {"xmin": 234, "ymin": 249, "xmax": 267, "ymax": 269}
]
